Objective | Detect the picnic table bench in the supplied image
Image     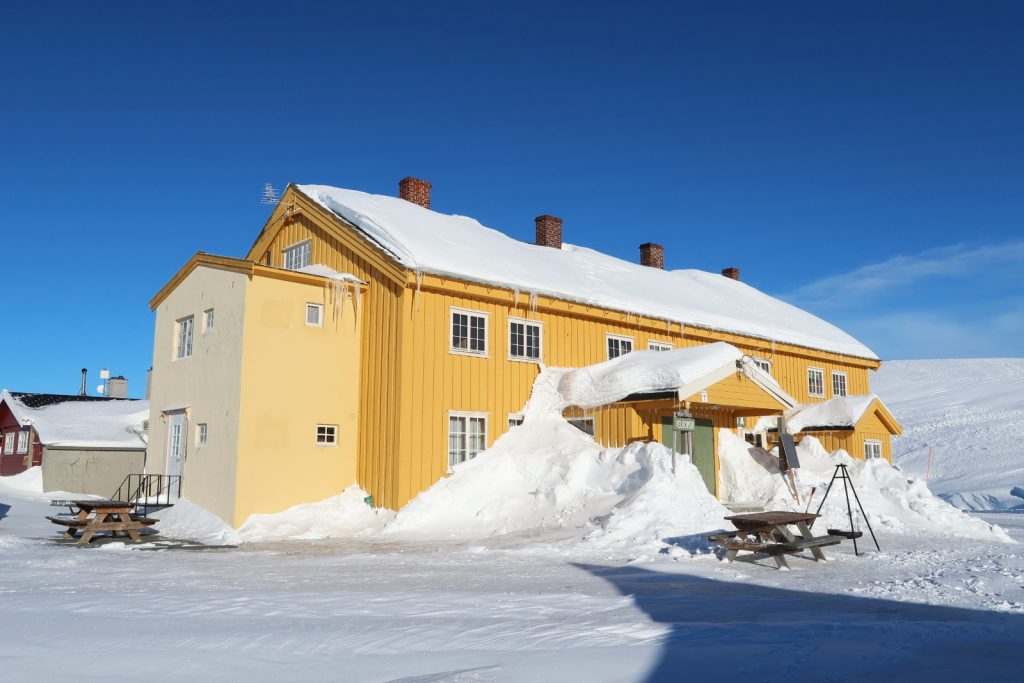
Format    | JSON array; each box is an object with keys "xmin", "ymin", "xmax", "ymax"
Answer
[
  {"xmin": 708, "ymin": 511, "xmax": 845, "ymax": 570},
  {"xmin": 47, "ymin": 500, "xmax": 156, "ymax": 545}
]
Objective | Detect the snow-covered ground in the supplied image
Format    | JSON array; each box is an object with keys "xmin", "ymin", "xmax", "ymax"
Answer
[{"xmin": 874, "ymin": 358, "xmax": 1024, "ymax": 510}]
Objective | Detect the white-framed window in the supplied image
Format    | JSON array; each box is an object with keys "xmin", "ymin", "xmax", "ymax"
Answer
[
  {"xmin": 450, "ymin": 308, "xmax": 488, "ymax": 356},
  {"xmin": 202, "ymin": 308, "xmax": 214, "ymax": 333},
  {"xmin": 607, "ymin": 334, "xmax": 634, "ymax": 359},
  {"xmin": 16, "ymin": 432, "xmax": 28, "ymax": 454},
  {"xmin": 509, "ymin": 317, "xmax": 542, "ymax": 362},
  {"xmin": 508, "ymin": 413, "xmax": 524, "ymax": 429},
  {"xmin": 754, "ymin": 358, "xmax": 772, "ymax": 375},
  {"xmin": 196, "ymin": 423, "xmax": 208, "ymax": 447},
  {"xmin": 2, "ymin": 433, "xmax": 12, "ymax": 454},
  {"xmin": 648, "ymin": 340, "xmax": 673, "ymax": 352},
  {"xmin": 283, "ymin": 240, "xmax": 311, "ymax": 271},
  {"xmin": 832, "ymin": 371, "xmax": 848, "ymax": 397},
  {"xmin": 864, "ymin": 440, "xmax": 882, "ymax": 460},
  {"xmin": 176, "ymin": 316, "xmax": 194, "ymax": 359},
  {"xmin": 568, "ymin": 416, "xmax": 596, "ymax": 436},
  {"xmin": 448, "ymin": 412, "xmax": 487, "ymax": 467},
  {"xmin": 306, "ymin": 303, "xmax": 324, "ymax": 327},
  {"xmin": 736, "ymin": 416, "xmax": 747, "ymax": 428},
  {"xmin": 807, "ymin": 367, "xmax": 825, "ymax": 398},
  {"xmin": 316, "ymin": 424, "xmax": 338, "ymax": 446}
]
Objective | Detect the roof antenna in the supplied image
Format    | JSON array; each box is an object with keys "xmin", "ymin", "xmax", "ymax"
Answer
[{"xmin": 261, "ymin": 182, "xmax": 296, "ymax": 215}]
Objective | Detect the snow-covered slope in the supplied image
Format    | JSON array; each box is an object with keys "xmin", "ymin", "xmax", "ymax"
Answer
[{"xmin": 873, "ymin": 358, "xmax": 1024, "ymax": 511}]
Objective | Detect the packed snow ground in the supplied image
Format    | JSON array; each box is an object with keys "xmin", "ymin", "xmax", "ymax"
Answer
[{"xmin": 874, "ymin": 358, "xmax": 1024, "ymax": 511}]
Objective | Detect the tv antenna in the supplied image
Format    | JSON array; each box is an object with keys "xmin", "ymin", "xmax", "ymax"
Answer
[{"xmin": 261, "ymin": 183, "xmax": 280, "ymax": 205}]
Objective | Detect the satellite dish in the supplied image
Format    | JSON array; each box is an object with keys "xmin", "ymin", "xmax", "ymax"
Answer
[{"xmin": 96, "ymin": 385, "xmax": 105, "ymax": 394}]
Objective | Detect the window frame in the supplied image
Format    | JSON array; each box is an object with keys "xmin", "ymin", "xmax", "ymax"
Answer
[
  {"xmin": 306, "ymin": 303, "xmax": 324, "ymax": 327},
  {"xmin": 16, "ymin": 431, "xmax": 28, "ymax": 454},
  {"xmin": 807, "ymin": 367, "xmax": 825, "ymax": 398},
  {"xmin": 449, "ymin": 307, "xmax": 489, "ymax": 357},
  {"xmin": 447, "ymin": 411, "xmax": 488, "ymax": 469},
  {"xmin": 315, "ymin": 424, "xmax": 338, "ymax": 446},
  {"xmin": 175, "ymin": 316, "xmax": 194, "ymax": 360},
  {"xmin": 753, "ymin": 358, "xmax": 772, "ymax": 375},
  {"xmin": 508, "ymin": 317, "xmax": 543, "ymax": 363},
  {"xmin": 196, "ymin": 423, "xmax": 208, "ymax": 447},
  {"xmin": 831, "ymin": 371, "xmax": 848, "ymax": 397},
  {"xmin": 864, "ymin": 439, "xmax": 883, "ymax": 460},
  {"xmin": 202, "ymin": 308, "xmax": 214, "ymax": 334},
  {"xmin": 2, "ymin": 432, "xmax": 12, "ymax": 454},
  {"xmin": 508, "ymin": 413, "xmax": 524, "ymax": 429},
  {"xmin": 647, "ymin": 340, "xmax": 673, "ymax": 352},
  {"xmin": 606, "ymin": 334, "xmax": 634, "ymax": 360},
  {"xmin": 282, "ymin": 239, "xmax": 312, "ymax": 271}
]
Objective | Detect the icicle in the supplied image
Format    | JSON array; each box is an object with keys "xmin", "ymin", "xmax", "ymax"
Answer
[
  {"xmin": 528, "ymin": 291, "xmax": 538, "ymax": 312},
  {"xmin": 353, "ymin": 282, "xmax": 363, "ymax": 322},
  {"xmin": 414, "ymin": 270, "xmax": 423, "ymax": 313},
  {"xmin": 512, "ymin": 287, "xmax": 520, "ymax": 311}
]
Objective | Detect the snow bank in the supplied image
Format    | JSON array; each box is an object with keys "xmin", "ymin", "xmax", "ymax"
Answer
[
  {"xmin": 718, "ymin": 430, "xmax": 1011, "ymax": 543},
  {"xmin": 0, "ymin": 466, "xmax": 43, "ymax": 494},
  {"xmin": 296, "ymin": 184, "xmax": 876, "ymax": 359},
  {"xmin": 152, "ymin": 498, "xmax": 242, "ymax": 545},
  {"xmin": 237, "ymin": 486, "xmax": 392, "ymax": 541}
]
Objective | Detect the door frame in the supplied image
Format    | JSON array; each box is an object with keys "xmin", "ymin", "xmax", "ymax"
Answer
[{"xmin": 164, "ymin": 409, "xmax": 189, "ymax": 480}]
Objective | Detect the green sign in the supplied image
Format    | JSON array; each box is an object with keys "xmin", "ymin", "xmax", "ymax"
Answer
[{"xmin": 674, "ymin": 416, "xmax": 696, "ymax": 432}]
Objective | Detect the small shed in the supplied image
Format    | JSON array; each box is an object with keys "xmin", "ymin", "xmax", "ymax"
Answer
[
  {"xmin": 763, "ymin": 394, "xmax": 902, "ymax": 462},
  {"xmin": 0, "ymin": 390, "xmax": 148, "ymax": 495}
]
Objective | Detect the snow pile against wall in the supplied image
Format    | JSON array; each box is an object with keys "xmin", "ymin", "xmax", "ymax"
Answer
[
  {"xmin": 296, "ymin": 184, "xmax": 876, "ymax": 359},
  {"xmin": 237, "ymin": 486, "xmax": 393, "ymax": 542},
  {"xmin": 0, "ymin": 467, "xmax": 43, "ymax": 495},
  {"xmin": 717, "ymin": 430, "xmax": 1010, "ymax": 543},
  {"xmin": 873, "ymin": 358, "xmax": 1024, "ymax": 511},
  {"xmin": 152, "ymin": 498, "xmax": 243, "ymax": 546}
]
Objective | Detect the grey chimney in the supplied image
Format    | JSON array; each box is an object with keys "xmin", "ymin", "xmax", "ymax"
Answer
[
  {"xmin": 79, "ymin": 368, "xmax": 88, "ymax": 396},
  {"xmin": 108, "ymin": 376, "xmax": 128, "ymax": 399}
]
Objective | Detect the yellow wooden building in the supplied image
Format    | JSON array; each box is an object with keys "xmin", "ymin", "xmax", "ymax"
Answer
[{"xmin": 147, "ymin": 177, "xmax": 900, "ymax": 526}]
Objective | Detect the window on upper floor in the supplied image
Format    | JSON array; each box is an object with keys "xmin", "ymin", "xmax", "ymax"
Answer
[
  {"xmin": 306, "ymin": 303, "xmax": 324, "ymax": 327},
  {"xmin": 509, "ymin": 318, "xmax": 542, "ymax": 362},
  {"xmin": 449, "ymin": 412, "xmax": 487, "ymax": 467},
  {"xmin": 607, "ymin": 334, "xmax": 633, "ymax": 359},
  {"xmin": 864, "ymin": 440, "xmax": 882, "ymax": 460},
  {"xmin": 451, "ymin": 308, "xmax": 488, "ymax": 356},
  {"xmin": 807, "ymin": 367, "xmax": 825, "ymax": 398},
  {"xmin": 203, "ymin": 308, "xmax": 214, "ymax": 333},
  {"xmin": 832, "ymin": 371, "xmax": 848, "ymax": 397},
  {"xmin": 283, "ymin": 240, "xmax": 311, "ymax": 271},
  {"xmin": 754, "ymin": 358, "xmax": 772, "ymax": 375},
  {"xmin": 196, "ymin": 423, "xmax": 208, "ymax": 447},
  {"xmin": 648, "ymin": 341, "xmax": 673, "ymax": 351},
  {"xmin": 176, "ymin": 316, "xmax": 194, "ymax": 360}
]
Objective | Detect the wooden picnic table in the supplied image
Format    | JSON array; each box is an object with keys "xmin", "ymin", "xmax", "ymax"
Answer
[
  {"xmin": 711, "ymin": 511, "xmax": 844, "ymax": 570},
  {"xmin": 46, "ymin": 500, "xmax": 156, "ymax": 545}
]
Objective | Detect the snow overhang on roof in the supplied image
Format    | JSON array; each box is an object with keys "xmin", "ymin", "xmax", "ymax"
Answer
[
  {"xmin": 0, "ymin": 389, "xmax": 149, "ymax": 449},
  {"xmin": 294, "ymin": 184, "xmax": 878, "ymax": 361},
  {"xmin": 773, "ymin": 394, "xmax": 902, "ymax": 435}
]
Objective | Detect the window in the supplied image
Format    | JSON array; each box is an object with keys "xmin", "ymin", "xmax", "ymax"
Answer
[
  {"xmin": 316, "ymin": 424, "xmax": 337, "ymax": 445},
  {"xmin": 448, "ymin": 412, "xmax": 487, "ymax": 467},
  {"xmin": 832, "ymin": 371, "xmax": 848, "ymax": 397},
  {"xmin": 176, "ymin": 316, "xmax": 194, "ymax": 359},
  {"xmin": 16, "ymin": 432, "xmax": 27, "ymax": 454},
  {"xmin": 568, "ymin": 417, "xmax": 595, "ymax": 436},
  {"xmin": 451, "ymin": 308, "xmax": 488, "ymax": 356},
  {"xmin": 754, "ymin": 358, "xmax": 772, "ymax": 375},
  {"xmin": 283, "ymin": 240, "xmax": 311, "ymax": 270},
  {"xmin": 196, "ymin": 423, "xmax": 208, "ymax": 447},
  {"xmin": 509, "ymin": 318, "xmax": 542, "ymax": 361},
  {"xmin": 203, "ymin": 308, "xmax": 214, "ymax": 333},
  {"xmin": 864, "ymin": 440, "xmax": 882, "ymax": 460},
  {"xmin": 807, "ymin": 368, "xmax": 825, "ymax": 398},
  {"xmin": 508, "ymin": 413, "xmax": 524, "ymax": 429},
  {"xmin": 306, "ymin": 303, "xmax": 324, "ymax": 327},
  {"xmin": 648, "ymin": 341, "xmax": 673, "ymax": 352},
  {"xmin": 607, "ymin": 334, "xmax": 634, "ymax": 359},
  {"xmin": 736, "ymin": 416, "xmax": 747, "ymax": 429},
  {"xmin": 2, "ymin": 433, "xmax": 12, "ymax": 454}
]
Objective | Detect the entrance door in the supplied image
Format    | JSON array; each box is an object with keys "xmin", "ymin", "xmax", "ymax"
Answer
[
  {"xmin": 661, "ymin": 416, "xmax": 716, "ymax": 496},
  {"xmin": 166, "ymin": 412, "xmax": 187, "ymax": 479}
]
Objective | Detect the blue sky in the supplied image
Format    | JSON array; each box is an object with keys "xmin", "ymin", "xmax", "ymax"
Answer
[{"xmin": 1, "ymin": 1, "xmax": 1021, "ymax": 396}]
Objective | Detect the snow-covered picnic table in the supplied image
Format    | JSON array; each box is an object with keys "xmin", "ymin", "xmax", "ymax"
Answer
[
  {"xmin": 46, "ymin": 500, "xmax": 155, "ymax": 545},
  {"xmin": 710, "ymin": 511, "xmax": 845, "ymax": 570}
]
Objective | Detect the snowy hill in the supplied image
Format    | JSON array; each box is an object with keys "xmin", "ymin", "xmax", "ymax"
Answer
[{"xmin": 873, "ymin": 358, "xmax": 1024, "ymax": 510}]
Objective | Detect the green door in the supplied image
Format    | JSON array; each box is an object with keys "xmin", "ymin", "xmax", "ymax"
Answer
[{"xmin": 661, "ymin": 416, "xmax": 716, "ymax": 496}]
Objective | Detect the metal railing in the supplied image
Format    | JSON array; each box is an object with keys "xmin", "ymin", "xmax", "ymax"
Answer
[{"xmin": 112, "ymin": 473, "xmax": 182, "ymax": 510}]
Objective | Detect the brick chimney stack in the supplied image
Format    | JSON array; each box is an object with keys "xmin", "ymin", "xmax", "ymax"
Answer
[
  {"xmin": 639, "ymin": 243, "xmax": 664, "ymax": 269},
  {"xmin": 721, "ymin": 267, "xmax": 741, "ymax": 281},
  {"xmin": 399, "ymin": 177, "xmax": 432, "ymax": 209},
  {"xmin": 535, "ymin": 215, "xmax": 563, "ymax": 249}
]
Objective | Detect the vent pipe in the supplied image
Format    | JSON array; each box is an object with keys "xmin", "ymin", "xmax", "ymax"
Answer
[{"xmin": 79, "ymin": 368, "xmax": 88, "ymax": 396}]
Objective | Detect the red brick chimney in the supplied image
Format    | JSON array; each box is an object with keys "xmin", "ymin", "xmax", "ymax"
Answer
[
  {"xmin": 721, "ymin": 267, "xmax": 740, "ymax": 281},
  {"xmin": 535, "ymin": 215, "xmax": 563, "ymax": 249},
  {"xmin": 399, "ymin": 177, "xmax": 431, "ymax": 209},
  {"xmin": 639, "ymin": 243, "xmax": 664, "ymax": 269}
]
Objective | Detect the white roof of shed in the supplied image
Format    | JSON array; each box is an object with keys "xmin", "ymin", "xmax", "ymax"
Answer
[
  {"xmin": 295, "ymin": 184, "xmax": 878, "ymax": 360},
  {"xmin": 0, "ymin": 390, "xmax": 148, "ymax": 449}
]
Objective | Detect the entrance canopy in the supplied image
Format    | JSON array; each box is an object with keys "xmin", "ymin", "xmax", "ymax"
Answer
[{"xmin": 556, "ymin": 342, "xmax": 796, "ymax": 414}]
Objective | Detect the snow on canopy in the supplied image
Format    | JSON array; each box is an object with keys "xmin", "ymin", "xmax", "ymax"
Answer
[
  {"xmin": 782, "ymin": 394, "xmax": 884, "ymax": 432},
  {"xmin": 295, "ymin": 184, "xmax": 877, "ymax": 360},
  {"xmin": 294, "ymin": 264, "xmax": 364, "ymax": 283},
  {"xmin": 0, "ymin": 390, "xmax": 148, "ymax": 448}
]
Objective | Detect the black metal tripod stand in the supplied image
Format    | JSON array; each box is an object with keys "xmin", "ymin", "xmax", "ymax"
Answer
[{"xmin": 813, "ymin": 463, "xmax": 880, "ymax": 556}]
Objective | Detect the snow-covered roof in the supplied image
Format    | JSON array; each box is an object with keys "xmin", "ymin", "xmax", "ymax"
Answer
[
  {"xmin": 782, "ymin": 394, "xmax": 891, "ymax": 432},
  {"xmin": 296, "ymin": 184, "xmax": 877, "ymax": 360},
  {"xmin": 294, "ymin": 264, "xmax": 365, "ymax": 284},
  {"xmin": 0, "ymin": 390, "xmax": 148, "ymax": 449}
]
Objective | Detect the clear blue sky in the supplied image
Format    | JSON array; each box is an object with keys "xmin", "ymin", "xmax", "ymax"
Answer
[{"xmin": 2, "ymin": 1, "xmax": 1022, "ymax": 396}]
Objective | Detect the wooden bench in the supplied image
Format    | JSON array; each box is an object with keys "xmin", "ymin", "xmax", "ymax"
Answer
[
  {"xmin": 46, "ymin": 516, "xmax": 88, "ymax": 527},
  {"xmin": 709, "ymin": 511, "xmax": 848, "ymax": 569}
]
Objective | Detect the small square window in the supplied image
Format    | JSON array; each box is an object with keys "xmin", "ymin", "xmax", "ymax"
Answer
[
  {"xmin": 648, "ymin": 341, "xmax": 673, "ymax": 352},
  {"xmin": 196, "ymin": 423, "xmax": 208, "ymax": 447},
  {"xmin": 316, "ymin": 424, "xmax": 337, "ymax": 445},
  {"xmin": 203, "ymin": 308, "xmax": 214, "ymax": 333},
  {"xmin": 306, "ymin": 303, "xmax": 324, "ymax": 327}
]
